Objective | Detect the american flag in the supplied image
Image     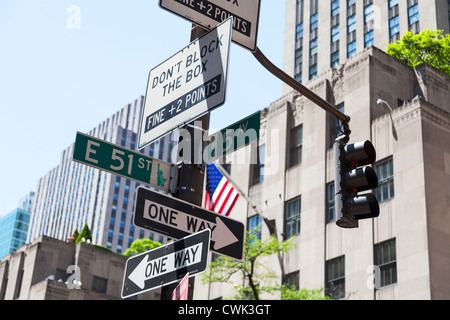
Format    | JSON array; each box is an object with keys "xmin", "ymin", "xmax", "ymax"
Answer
[{"xmin": 204, "ymin": 163, "xmax": 239, "ymax": 216}]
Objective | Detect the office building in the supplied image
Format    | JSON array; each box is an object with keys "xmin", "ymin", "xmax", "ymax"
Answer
[
  {"xmin": 283, "ymin": 0, "xmax": 450, "ymax": 91},
  {"xmin": 0, "ymin": 192, "xmax": 34, "ymax": 259},
  {"xmin": 194, "ymin": 46, "xmax": 450, "ymax": 300},
  {"xmin": 27, "ymin": 97, "xmax": 175, "ymax": 254}
]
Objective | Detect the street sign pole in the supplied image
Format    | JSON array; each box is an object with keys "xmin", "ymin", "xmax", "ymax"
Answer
[{"xmin": 160, "ymin": 23, "xmax": 210, "ymax": 301}]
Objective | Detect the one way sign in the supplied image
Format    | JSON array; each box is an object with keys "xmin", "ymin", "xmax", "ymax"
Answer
[
  {"xmin": 134, "ymin": 186, "xmax": 245, "ymax": 260},
  {"xmin": 121, "ymin": 229, "xmax": 210, "ymax": 299}
]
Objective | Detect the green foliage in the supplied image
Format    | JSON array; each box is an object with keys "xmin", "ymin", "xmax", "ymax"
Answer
[
  {"xmin": 281, "ymin": 284, "xmax": 331, "ymax": 300},
  {"xmin": 202, "ymin": 231, "xmax": 293, "ymax": 300},
  {"xmin": 72, "ymin": 228, "xmax": 79, "ymax": 240},
  {"xmin": 202, "ymin": 228, "xmax": 328, "ymax": 300},
  {"xmin": 123, "ymin": 238, "xmax": 162, "ymax": 257},
  {"xmin": 75, "ymin": 223, "xmax": 92, "ymax": 244},
  {"xmin": 386, "ymin": 29, "xmax": 450, "ymax": 76}
]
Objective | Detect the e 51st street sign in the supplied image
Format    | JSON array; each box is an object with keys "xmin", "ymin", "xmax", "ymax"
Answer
[
  {"xmin": 134, "ymin": 186, "xmax": 245, "ymax": 261},
  {"xmin": 137, "ymin": 17, "xmax": 232, "ymax": 150},
  {"xmin": 159, "ymin": 0, "xmax": 261, "ymax": 52},
  {"xmin": 121, "ymin": 229, "xmax": 210, "ymax": 299},
  {"xmin": 73, "ymin": 132, "xmax": 177, "ymax": 193}
]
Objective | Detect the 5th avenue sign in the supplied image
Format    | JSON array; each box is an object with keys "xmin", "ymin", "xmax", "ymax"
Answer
[
  {"xmin": 159, "ymin": 0, "xmax": 261, "ymax": 52},
  {"xmin": 121, "ymin": 229, "xmax": 210, "ymax": 299},
  {"xmin": 134, "ymin": 186, "xmax": 245, "ymax": 261},
  {"xmin": 137, "ymin": 17, "xmax": 232, "ymax": 150}
]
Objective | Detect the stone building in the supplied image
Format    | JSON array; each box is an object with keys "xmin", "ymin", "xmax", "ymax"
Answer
[
  {"xmin": 193, "ymin": 46, "xmax": 450, "ymax": 300},
  {"xmin": 0, "ymin": 235, "xmax": 159, "ymax": 300}
]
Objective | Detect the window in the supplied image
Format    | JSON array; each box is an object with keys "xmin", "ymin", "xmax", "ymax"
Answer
[
  {"xmin": 326, "ymin": 182, "xmax": 335, "ymax": 223},
  {"xmin": 310, "ymin": 0, "xmax": 318, "ymax": 15},
  {"xmin": 248, "ymin": 215, "xmax": 262, "ymax": 244},
  {"xmin": 325, "ymin": 256, "xmax": 345, "ymax": 299},
  {"xmin": 364, "ymin": 2, "xmax": 374, "ymax": 47},
  {"xmin": 331, "ymin": 51, "xmax": 340, "ymax": 68},
  {"xmin": 389, "ymin": 16, "xmax": 400, "ymax": 37},
  {"xmin": 290, "ymin": 125, "xmax": 303, "ymax": 167},
  {"xmin": 374, "ymin": 157, "xmax": 394, "ymax": 202},
  {"xmin": 310, "ymin": 12, "xmax": 318, "ymax": 31},
  {"xmin": 295, "ymin": 0, "xmax": 304, "ymax": 83},
  {"xmin": 347, "ymin": 41, "xmax": 356, "ymax": 58},
  {"xmin": 331, "ymin": 25, "xmax": 340, "ymax": 43},
  {"xmin": 310, "ymin": 38, "xmax": 318, "ymax": 56},
  {"xmin": 374, "ymin": 239, "xmax": 397, "ymax": 288},
  {"xmin": 331, "ymin": 0, "xmax": 340, "ymax": 17},
  {"xmin": 408, "ymin": 1, "xmax": 419, "ymax": 33},
  {"xmin": 282, "ymin": 271, "xmax": 300, "ymax": 290},
  {"xmin": 92, "ymin": 276, "xmax": 108, "ymax": 294},
  {"xmin": 309, "ymin": 63, "xmax": 318, "ymax": 79},
  {"xmin": 347, "ymin": 14, "xmax": 356, "ymax": 33},
  {"xmin": 330, "ymin": 0, "xmax": 340, "ymax": 68},
  {"xmin": 284, "ymin": 197, "xmax": 301, "ymax": 239},
  {"xmin": 252, "ymin": 145, "xmax": 265, "ymax": 185},
  {"xmin": 389, "ymin": 0, "xmax": 398, "ymax": 7},
  {"xmin": 309, "ymin": 10, "xmax": 318, "ymax": 80},
  {"xmin": 389, "ymin": 0, "xmax": 400, "ymax": 43},
  {"xmin": 346, "ymin": 0, "xmax": 356, "ymax": 58},
  {"xmin": 364, "ymin": 30, "xmax": 374, "ymax": 47}
]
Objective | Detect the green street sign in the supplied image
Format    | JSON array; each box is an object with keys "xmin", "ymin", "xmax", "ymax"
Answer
[
  {"xmin": 73, "ymin": 132, "xmax": 177, "ymax": 193},
  {"xmin": 204, "ymin": 111, "xmax": 260, "ymax": 163}
]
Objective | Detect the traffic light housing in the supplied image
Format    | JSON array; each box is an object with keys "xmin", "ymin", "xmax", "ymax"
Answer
[{"xmin": 334, "ymin": 137, "xmax": 379, "ymax": 228}]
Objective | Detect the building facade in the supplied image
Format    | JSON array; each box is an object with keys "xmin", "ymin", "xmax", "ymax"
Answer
[
  {"xmin": 27, "ymin": 97, "xmax": 175, "ymax": 254},
  {"xmin": 0, "ymin": 192, "xmax": 34, "ymax": 259},
  {"xmin": 0, "ymin": 208, "xmax": 31, "ymax": 260},
  {"xmin": 0, "ymin": 235, "xmax": 159, "ymax": 300},
  {"xmin": 283, "ymin": 0, "xmax": 450, "ymax": 91},
  {"xmin": 194, "ymin": 46, "xmax": 450, "ymax": 300}
]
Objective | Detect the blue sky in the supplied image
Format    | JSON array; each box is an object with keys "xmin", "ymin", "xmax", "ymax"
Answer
[{"xmin": 0, "ymin": 0, "xmax": 285, "ymax": 216}]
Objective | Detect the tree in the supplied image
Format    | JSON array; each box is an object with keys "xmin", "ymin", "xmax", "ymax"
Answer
[
  {"xmin": 124, "ymin": 238, "xmax": 162, "ymax": 257},
  {"xmin": 386, "ymin": 29, "xmax": 450, "ymax": 76},
  {"xmin": 72, "ymin": 228, "xmax": 79, "ymax": 240},
  {"xmin": 281, "ymin": 285, "xmax": 330, "ymax": 300},
  {"xmin": 201, "ymin": 229, "xmax": 329, "ymax": 300},
  {"xmin": 75, "ymin": 223, "xmax": 92, "ymax": 244}
]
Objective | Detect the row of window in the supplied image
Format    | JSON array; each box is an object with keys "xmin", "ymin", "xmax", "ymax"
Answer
[
  {"xmin": 281, "ymin": 238, "xmax": 397, "ymax": 299},
  {"xmin": 295, "ymin": 0, "xmax": 420, "ymax": 84},
  {"xmin": 249, "ymin": 154, "xmax": 393, "ymax": 241},
  {"xmin": 249, "ymin": 143, "xmax": 394, "ymax": 240}
]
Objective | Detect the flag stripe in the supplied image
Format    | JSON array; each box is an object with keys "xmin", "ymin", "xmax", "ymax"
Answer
[
  {"xmin": 213, "ymin": 180, "xmax": 229, "ymax": 209},
  {"xmin": 213, "ymin": 181, "xmax": 230, "ymax": 212},
  {"xmin": 224, "ymin": 193, "xmax": 239, "ymax": 216},
  {"xmin": 220, "ymin": 190, "xmax": 239, "ymax": 216},
  {"xmin": 204, "ymin": 163, "xmax": 238, "ymax": 216},
  {"xmin": 218, "ymin": 186, "xmax": 235, "ymax": 214}
]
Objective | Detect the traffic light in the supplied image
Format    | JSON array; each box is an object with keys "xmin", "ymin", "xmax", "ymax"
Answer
[{"xmin": 334, "ymin": 137, "xmax": 379, "ymax": 228}]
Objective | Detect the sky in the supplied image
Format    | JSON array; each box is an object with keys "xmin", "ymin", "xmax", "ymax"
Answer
[{"xmin": 0, "ymin": 0, "xmax": 285, "ymax": 216}]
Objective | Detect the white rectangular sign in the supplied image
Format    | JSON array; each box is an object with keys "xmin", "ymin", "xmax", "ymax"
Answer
[
  {"xmin": 138, "ymin": 17, "xmax": 232, "ymax": 150},
  {"xmin": 159, "ymin": 0, "xmax": 261, "ymax": 52}
]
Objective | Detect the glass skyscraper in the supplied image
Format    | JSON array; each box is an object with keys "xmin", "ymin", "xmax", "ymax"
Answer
[
  {"xmin": 0, "ymin": 208, "xmax": 31, "ymax": 259},
  {"xmin": 27, "ymin": 96, "xmax": 175, "ymax": 254}
]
